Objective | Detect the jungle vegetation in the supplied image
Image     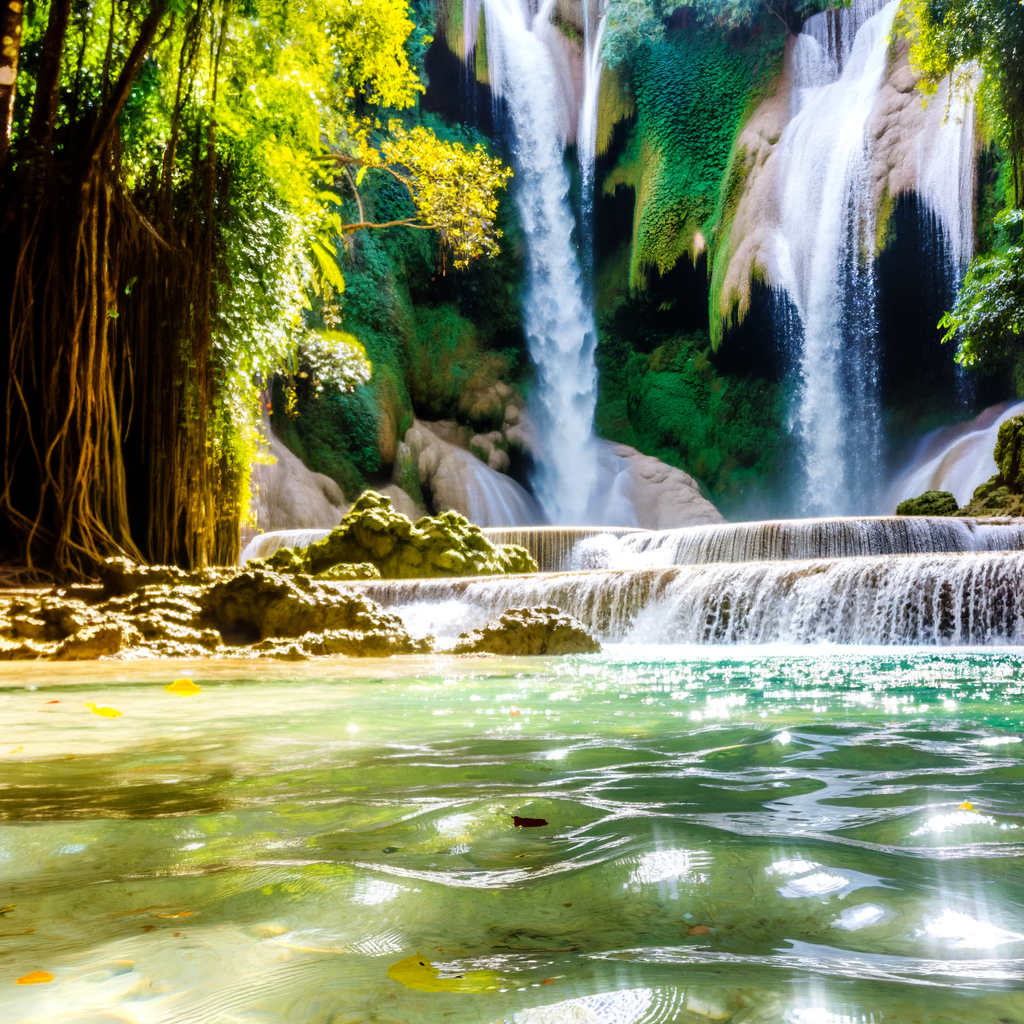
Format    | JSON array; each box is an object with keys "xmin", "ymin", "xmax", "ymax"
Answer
[{"xmin": 0, "ymin": 0, "xmax": 509, "ymax": 580}]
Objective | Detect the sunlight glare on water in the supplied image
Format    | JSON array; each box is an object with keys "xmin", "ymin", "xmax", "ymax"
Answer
[{"xmin": 1, "ymin": 648, "xmax": 1024, "ymax": 1022}]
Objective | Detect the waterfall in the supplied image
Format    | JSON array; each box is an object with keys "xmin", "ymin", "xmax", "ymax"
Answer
[
  {"xmin": 775, "ymin": 0, "xmax": 895, "ymax": 516},
  {"xmin": 478, "ymin": 0, "xmax": 605, "ymax": 525},
  {"xmin": 578, "ymin": 0, "xmax": 607, "ymax": 280},
  {"xmin": 360, "ymin": 550, "xmax": 1024, "ymax": 646}
]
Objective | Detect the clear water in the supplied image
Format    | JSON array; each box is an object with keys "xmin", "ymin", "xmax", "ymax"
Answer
[{"xmin": 3, "ymin": 649, "xmax": 1024, "ymax": 1022}]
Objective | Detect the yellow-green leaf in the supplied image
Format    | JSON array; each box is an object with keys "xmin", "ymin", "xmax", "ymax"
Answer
[
  {"xmin": 386, "ymin": 952, "xmax": 503, "ymax": 993},
  {"xmin": 165, "ymin": 678, "xmax": 201, "ymax": 697},
  {"xmin": 85, "ymin": 702, "xmax": 121, "ymax": 718},
  {"xmin": 16, "ymin": 971, "xmax": 53, "ymax": 985}
]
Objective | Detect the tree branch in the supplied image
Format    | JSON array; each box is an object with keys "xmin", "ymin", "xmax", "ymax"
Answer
[
  {"xmin": 82, "ymin": 0, "xmax": 170, "ymax": 168},
  {"xmin": 341, "ymin": 218, "xmax": 430, "ymax": 232}
]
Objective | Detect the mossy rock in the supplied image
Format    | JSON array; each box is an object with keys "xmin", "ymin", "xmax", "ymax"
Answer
[
  {"xmin": 262, "ymin": 491, "xmax": 537, "ymax": 579},
  {"xmin": 452, "ymin": 606, "xmax": 601, "ymax": 656},
  {"xmin": 895, "ymin": 491, "xmax": 960, "ymax": 517},
  {"xmin": 957, "ymin": 476, "xmax": 1024, "ymax": 517},
  {"xmin": 994, "ymin": 415, "xmax": 1024, "ymax": 493}
]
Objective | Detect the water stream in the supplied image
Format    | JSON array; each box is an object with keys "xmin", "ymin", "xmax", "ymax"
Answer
[{"xmin": 4, "ymin": 652, "xmax": 1024, "ymax": 1022}]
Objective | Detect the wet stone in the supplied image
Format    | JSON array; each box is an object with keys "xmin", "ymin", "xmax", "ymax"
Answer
[{"xmin": 452, "ymin": 606, "xmax": 601, "ymax": 656}]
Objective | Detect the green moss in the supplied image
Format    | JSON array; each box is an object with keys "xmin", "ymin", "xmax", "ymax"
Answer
[
  {"xmin": 610, "ymin": 25, "xmax": 785, "ymax": 291},
  {"xmin": 596, "ymin": 301, "xmax": 785, "ymax": 513},
  {"xmin": 895, "ymin": 491, "xmax": 959, "ymax": 516}
]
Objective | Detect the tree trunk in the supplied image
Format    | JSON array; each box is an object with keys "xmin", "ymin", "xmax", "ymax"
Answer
[
  {"xmin": 26, "ymin": 0, "xmax": 70, "ymax": 168},
  {"xmin": 0, "ymin": 0, "xmax": 24, "ymax": 172}
]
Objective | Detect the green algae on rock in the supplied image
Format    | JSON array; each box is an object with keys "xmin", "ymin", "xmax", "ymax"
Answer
[
  {"xmin": 452, "ymin": 606, "xmax": 601, "ymax": 656},
  {"xmin": 257, "ymin": 491, "xmax": 537, "ymax": 578},
  {"xmin": 895, "ymin": 490, "xmax": 960, "ymax": 516},
  {"xmin": 950, "ymin": 417, "xmax": 1024, "ymax": 518}
]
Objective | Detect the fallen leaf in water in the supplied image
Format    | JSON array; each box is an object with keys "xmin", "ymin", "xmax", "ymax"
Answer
[
  {"xmin": 152, "ymin": 911, "xmax": 194, "ymax": 919},
  {"xmin": 512, "ymin": 815, "xmax": 548, "ymax": 828},
  {"xmin": 509, "ymin": 708, "xmax": 521, "ymax": 716},
  {"xmin": 0, "ymin": 905, "xmax": 14, "ymax": 916},
  {"xmin": 85, "ymin": 702, "xmax": 121, "ymax": 718},
  {"xmin": 8, "ymin": 746, "xmax": 22, "ymax": 753},
  {"xmin": 165, "ymin": 678, "xmax": 201, "ymax": 696},
  {"xmin": 542, "ymin": 978, "xmax": 555, "ymax": 984},
  {"xmin": 687, "ymin": 925, "xmax": 710, "ymax": 935},
  {"xmin": 387, "ymin": 953, "xmax": 503, "ymax": 993},
  {"xmin": 45, "ymin": 700, "xmax": 59, "ymax": 704},
  {"xmin": 958, "ymin": 800, "xmax": 974, "ymax": 810},
  {"xmin": 16, "ymin": 971, "xmax": 53, "ymax": 985}
]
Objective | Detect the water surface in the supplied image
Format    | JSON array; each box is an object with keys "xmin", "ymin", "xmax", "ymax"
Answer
[{"xmin": 2, "ymin": 648, "xmax": 1023, "ymax": 1022}]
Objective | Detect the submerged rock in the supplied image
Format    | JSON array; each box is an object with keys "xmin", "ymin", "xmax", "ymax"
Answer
[
  {"xmin": 452, "ymin": 606, "xmax": 601, "ymax": 656},
  {"xmin": 895, "ymin": 490, "xmax": 960, "ymax": 516},
  {"xmin": 258, "ymin": 491, "xmax": 536, "ymax": 578}
]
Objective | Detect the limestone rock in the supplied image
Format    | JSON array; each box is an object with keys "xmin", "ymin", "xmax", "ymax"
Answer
[
  {"xmin": 288, "ymin": 491, "xmax": 537, "ymax": 578},
  {"xmin": 405, "ymin": 421, "xmax": 547, "ymax": 527},
  {"xmin": 378, "ymin": 483, "xmax": 426, "ymax": 521},
  {"xmin": 453, "ymin": 606, "xmax": 601, "ymax": 656},
  {"xmin": 249, "ymin": 429, "xmax": 346, "ymax": 533},
  {"xmin": 54, "ymin": 621, "xmax": 143, "ymax": 660},
  {"xmin": 896, "ymin": 491, "xmax": 960, "ymax": 517},
  {"xmin": 602, "ymin": 442, "xmax": 725, "ymax": 529}
]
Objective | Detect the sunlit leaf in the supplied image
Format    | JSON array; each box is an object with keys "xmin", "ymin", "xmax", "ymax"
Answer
[
  {"xmin": 165, "ymin": 678, "xmax": 201, "ymax": 696},
  {"xmin": 386, "ymin": 952, "xmax": 503, "ymax": 992},
  {"xmin": 958, "ymin": 800, "xmax": 975, "ymax": 810},
  {"xmin": 85, "ymin": 702, "xmax": 121, "ymax": 718},
  {"xmin": 16, "ymin": 971, "xmax": 53, "ymax": 985}
]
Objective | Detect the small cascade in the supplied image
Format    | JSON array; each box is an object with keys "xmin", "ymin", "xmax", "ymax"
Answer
[
  {"xmin": 240, "ymin": 528, "xmax": 334, "ymax": 565},
  {"xmin": 360, "ymin": 549, "xmax": 1024, "ymax": 645},
  {"xmin": 481, "ymin": 525, "xmax": 643, "ymax": 571},
  {"xmin": 585, "ymin": 515, "xmax": 1024, "ymax": 568},
  {"xmin": 887, "ymin": 400, "xmax": 1024, "ymax": 510}
]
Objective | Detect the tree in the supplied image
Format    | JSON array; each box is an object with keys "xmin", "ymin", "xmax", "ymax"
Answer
[{"xmin": 0, "ymin": 0, "xmax": 510, "ymax": 579}]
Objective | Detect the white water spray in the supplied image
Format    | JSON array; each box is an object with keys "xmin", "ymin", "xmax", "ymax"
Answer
[
  {"xmin": 578, "ymin": 0, "xmax": 607, "ymax": 277},
  {"xmin": 479, "ymin": 0, "xmax": 603, "ymax": 524}
]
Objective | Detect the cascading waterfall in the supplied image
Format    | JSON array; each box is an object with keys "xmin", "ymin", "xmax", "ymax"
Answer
[
  {"xmin": 361, "ymin": 550, "xmax": 1024, "ymax": 646},
  {"xmin": 577, "ymin": 0, "xmax": 606, "ymax": 280},
  {"xmin": 476, "ymin": 0, "xmax": 604, "ymax": 524},
  {"xmin": 775, "ymin": 0, "xmax": 894, "ymax": 516}
]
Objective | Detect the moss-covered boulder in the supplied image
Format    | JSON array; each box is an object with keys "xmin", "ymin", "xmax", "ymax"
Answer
[
  {"xmin": 895, "ymin": 491, "xmax": 960, "ymax": 516},
  {"xmin": 953, "ymin": 417, "xmax": 1024, "ymax": 518},
  {"xmin": 261, "ymin": 491, "xmax": 536, "ymax": 578},
  {"xmin": 452, "ymin": 606, "xmax": 601, "ymax": 656}
]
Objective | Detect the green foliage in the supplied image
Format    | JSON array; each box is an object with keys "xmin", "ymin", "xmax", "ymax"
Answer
[
  {"xmin": 895, "ymin": 491, "xmax": 960, "ymax": 516},
  {"xmin": 596, "ymin": 304, "xmax": 785, "ymax": 512},
  {"xmin": 605, "ymin": 23, "xmax": 783, "ymax": 287},
  {"xmin": 994, "ymin": 414, "xmax": 1024, "ymax": 492},
  {"xmin": 941, "ymin": 210, "xmax": 1024, "ymax": 390},
  {"xmin": 898, "ymin": 0, "xmax": 1024, "ymax": 205}
]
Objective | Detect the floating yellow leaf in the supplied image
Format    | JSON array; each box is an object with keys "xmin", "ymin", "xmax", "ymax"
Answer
[
  {"xmin": 9, "ymin": 746, "xmax": 22, "ymax": 754},
  {"xmin": 85, "ymin": 702, "xmax": 121, "ymax": 718},
  {"xmin": 152, "ymin": 911, "xmax": 194, "ymax": 919},
  {"xmin": 387, "ymin": 953, "xmax": 503, "ymax": 993},
  {"xmin": 958, "ymin": 800, "xmax": 975, "ymax": 811},
  {"xmin": 165, "ymin": 678, "xmax": 201, "ymax": 696},
  {"xmin": 16, "ymin": 971, "xmax": 53, "ymax": 985}
]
